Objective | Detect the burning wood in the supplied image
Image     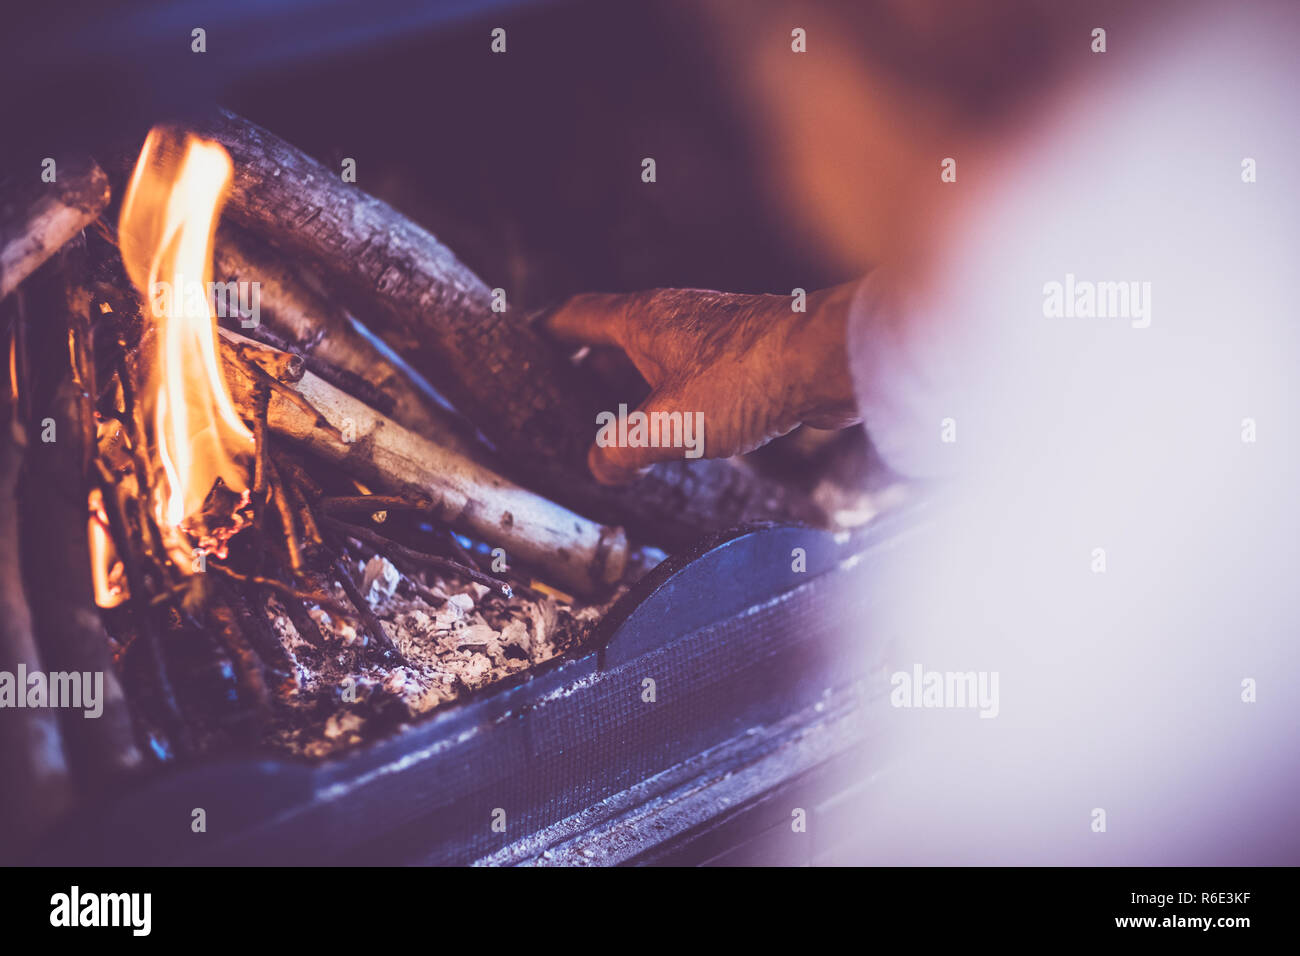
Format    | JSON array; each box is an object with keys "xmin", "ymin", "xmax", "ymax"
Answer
[
  {"xmin": 116, "ymin": 128, "xmax": 255, "ymax": 567},
  {"xmin": 188, "ymin": 109, "xmax": 821, "ymax": 548},
  {"xmin": 211, "ymin": 226, "xmax": 491, "ymax": 468},
  {"xmin": 19, "ymin": 246, "xmax": 142, "ymax": 769},
  {"xmin": 0, "ymin": 101, "xmax": 834, "ymax": 813},
  {"xmin": 220, "ymin": 330, "xmax": 631, "ymax": 597}
]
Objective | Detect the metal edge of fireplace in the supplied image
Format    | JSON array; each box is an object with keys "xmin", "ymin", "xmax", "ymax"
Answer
[
  {"xmin": 33, "ymin": 498, "xmax": 933, "ymax": 866},
  {"xmin": 478, "ymin": 680, "xmax": 895, "ymax": 866}
]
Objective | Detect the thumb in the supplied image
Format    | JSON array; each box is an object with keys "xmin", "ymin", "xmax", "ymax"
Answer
[
  {"xmin": 588, "ymin": 383, "xmax": 701, "ymax": 485},
  {"xmin": 543, "ymin": 292, "xmax": 628, "ymax": 347}
]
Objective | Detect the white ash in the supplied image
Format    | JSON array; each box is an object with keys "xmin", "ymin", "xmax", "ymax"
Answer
[
  {"xmin": 264, "ymin": 559, "xmax": 622, "ymax": 759},
  {"xmin": 323, "ymin": 711, "xmax": 364, "ymax": 742},
  {"xmin": 361, "ymin": 555, "xmax": 400, "ymax": 602}
]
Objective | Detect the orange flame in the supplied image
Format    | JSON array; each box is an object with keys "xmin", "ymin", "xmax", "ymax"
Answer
[
  {"xmin": 118, "ymin": 129, "xmax": 253, "ymax": 561},
  {"xmin": 88, "ymin": 488, "xmax": 128, "ymax": 608}
]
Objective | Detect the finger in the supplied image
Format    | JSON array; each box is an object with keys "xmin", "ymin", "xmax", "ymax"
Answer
[
  {"xmin": 543, "ymin": 293, "xmax": 628, "ymax": 348},
  {"xmin": 587, "ymin": 443, "xmax": 655, "ymax": 486},
  {"xmin": 588, "ymin": 382, "xmax": 704, "ymax": 485}
]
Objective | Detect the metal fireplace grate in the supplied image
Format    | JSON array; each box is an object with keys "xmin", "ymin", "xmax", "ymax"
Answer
[{"xmin": 36, "ymin": 505, "xmax": 928, "ymax": 865}]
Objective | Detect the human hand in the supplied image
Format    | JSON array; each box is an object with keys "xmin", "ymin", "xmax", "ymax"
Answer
[{"xmin": 544, "ymin": 283, "xmax": 861, "ymax": 484}]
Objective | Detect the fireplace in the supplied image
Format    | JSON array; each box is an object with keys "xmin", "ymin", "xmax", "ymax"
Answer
[
  {"xmin": 0, "ymin": 0, "xmax": 905, "ymax": 866},
  {"xmin": 32, "ymin": 513, "xmax": 926, "ymax": 866}
]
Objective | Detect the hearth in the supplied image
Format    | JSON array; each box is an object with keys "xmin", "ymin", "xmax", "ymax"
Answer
[
  {"xmin": 0, "ymin": 1, "xmax": 902, "ymax": 866},
  {"xmin": 34, "ymin": 513, "xmax": 926, "ymax": 866}
]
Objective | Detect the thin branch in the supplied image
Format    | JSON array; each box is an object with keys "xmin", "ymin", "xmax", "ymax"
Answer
[
  {"xmin": 322, "ymin": 515, "xmax": 512, "ymax": 599},
  {"xmin": 272, "ymin": 448, "xmax": 323, "ymax": 501},
  {"xmin": 206, "ymin": 561, "xmax": 354, "ymax": 622},
  {"xmin": 266, "ymin": 455, "xmax": 303, "ymax": 574},
  {"xmin": 317, "ymin": 494, "xmax": 436, "ymax": 516},
  {"xmin": 331, "ymin": 557, "xmax": 398, "ymax": 658},
  {"xmin": 283, "ymin": 469, "xmax": 323, "ymax": 548},
  {"xmin": 225, "ymin": 344, "xmax": 343, "ymax": 441},
  {"xmin": 252, "ymin": 381, "xmax": 270, "ymax": 522}
]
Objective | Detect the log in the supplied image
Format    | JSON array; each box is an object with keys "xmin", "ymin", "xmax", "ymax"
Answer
[
  {"xmin": 185, "ymin": 109, "xmax": 822, "ymax": 548},
  {"xmin": 320, "ymin": 515, "xmax": 513, "ymax": 599},
  {"xmin": 0, "ymin": 157, "xmax": 109, "ymax": 300},
  {"xmin": 17, "ymin": 249, "xmax": 142, "ymax": 787},
  {"xmin": 0, "ymin": 298, "xmax": 71, "ymax": 863},
  {"xmin": 220, "ymin": 332, "xmax": 631, "ymax": 597},
  {"xmin": 212, "ymin": 225, "xmax": 490, "ymax": 464}
]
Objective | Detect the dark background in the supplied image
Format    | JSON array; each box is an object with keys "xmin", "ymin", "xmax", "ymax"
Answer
[{"xmin": 5, "ymin": 0, "xmax": 842, "ymax": 310}]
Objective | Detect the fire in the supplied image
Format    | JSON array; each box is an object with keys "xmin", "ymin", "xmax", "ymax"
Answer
[
  {"xmin": 88, "ymin": 488, "xmax": 128, "ymax": 608},
  {"xmin": 118, "ymin": 129, "xmax": 254, "ymax": 562}
]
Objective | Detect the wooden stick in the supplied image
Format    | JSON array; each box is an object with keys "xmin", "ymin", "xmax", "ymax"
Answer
[
  {"xmin": 16, "ymin": 252, "xmax": 143, "ymax": 786},
  {"xmin": 279, "ymin": 588, "xmax": 329, "ymax": 649},
  {"xmin": 0, "ymin": 390, "xmax": 72, "ymax": 862},
  {"xmin": 231, "ymin": 337, "xmax": 304, "ymax": 383},
  {"xmin": 187, "ymin": 109, "xmax": 822, "ymax": 548},
  {"xmin": 206, "ymin": 586, "xmax": 271, "ymax": 724},
  {"xmin": 236, "ymin": 587, "xmax": 296, "ymax": 681},
  {"xmin": 322, "ymin": 515, "xmax": 512, "ymax": 598},
  {"xmin": 443, "ymin": 527, "xmax": 482, "ymax": 570},
  {"xmin": 93, "ymin": 461, "xmax": 190, "ymax": 756},
  {"xmin": 266, "ymin": 455, "xmax": 304, "ymax": 574},
  {"xmin": 220, "ymin": 331, "xmax": 630, "ymax": 596},
  {"xmin": 318, "ymin": 494, "xmax": 434, "ymax": 516},
  {"xmin": 283, "ymin": 472, "xmax": 323, "ymax": 549},
  {"xmin": 252, "ymin": 382, "xmax": 270, "ymax": 521},
  {"xmin": 213, "ymin": 225, "xmax": 489, "ymax": 463},
  {"xmin": 331, "ymin": 557, "xmax": 398, "ymax": 658},
  {"xmin": 1, "ymin": 158, "xmax": 110, "ymax": 300},
  {"xmin": 226, "ymin": 344, "xmax": 341, "ymax": 441},
  {"xmin": 205, "ymin": 562, "xmax": 354, "ymax": 622},
  {"xmin": 271, "ymin": 448, "xmax": 323, "ymax": 501}
]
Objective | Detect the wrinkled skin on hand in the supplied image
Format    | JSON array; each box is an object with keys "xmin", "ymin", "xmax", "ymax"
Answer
[{"xmin": 544, "ymin": 282, "xmax": 862, "ymax": 484}]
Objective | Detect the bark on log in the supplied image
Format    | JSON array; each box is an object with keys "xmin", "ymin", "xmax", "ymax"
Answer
[
  {"xmin": 17, "ymin": 250, "xmax": 142, "ymax": 787},
  {"xmin": 0, "ymin": 299, "xmax": 72, "ymax": 863},
  {"xmin": 0, "ymin": 157, "xmax": 109, "ymax": 300},
  {"xmin": 186, "ymin": 109, "xmax": 822, "ymax": 548},
  {"xmin": 212, "ymin": 225, "xmax": 489, "ymax": 464},
  {"xmin": 221, "ymin": 332, "xmax": 631, "ymax": 597}
]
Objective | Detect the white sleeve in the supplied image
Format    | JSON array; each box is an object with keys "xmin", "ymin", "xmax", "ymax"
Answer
[{"xmin": 845, "ymin": 268, "xmax": 982, "ymax": 480}]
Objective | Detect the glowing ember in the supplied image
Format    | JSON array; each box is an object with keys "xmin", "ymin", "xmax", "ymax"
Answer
[
  {"xmin": 118, "ymin": 128, "xmax": 254, "ymax": 566},
  {"xmin": 87, "ymin": 488, "xmax": 128, "ymax": 608}
]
